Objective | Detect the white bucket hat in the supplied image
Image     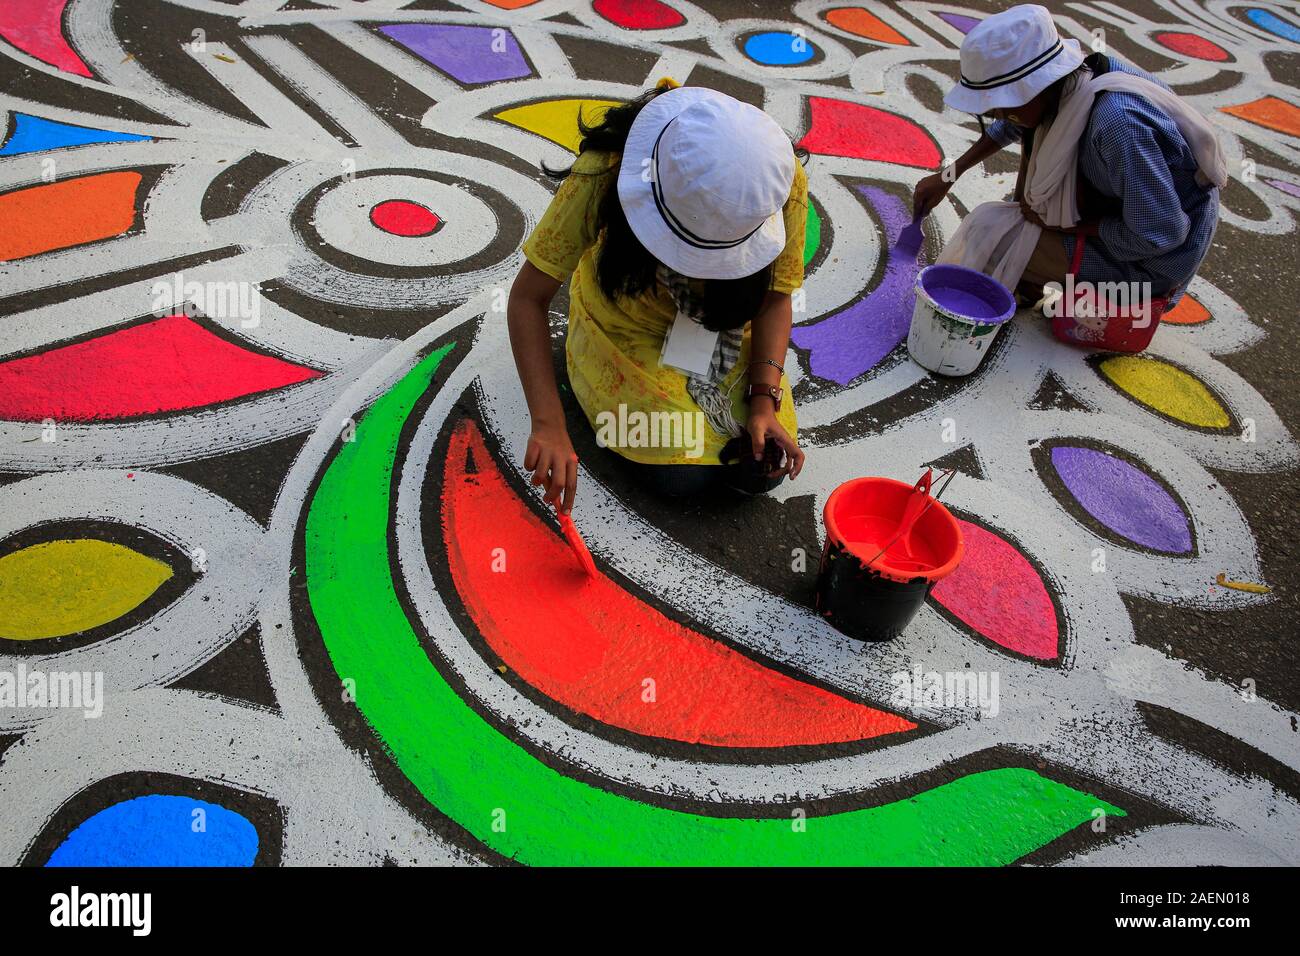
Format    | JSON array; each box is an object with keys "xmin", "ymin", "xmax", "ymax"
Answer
[
  {"xmin": 617, "ymin": 86, "xmax": 794, "ymax": 280},
  {"xmin": 944, "ymin": 4, "xmax": 1085, "ymax": 115}
]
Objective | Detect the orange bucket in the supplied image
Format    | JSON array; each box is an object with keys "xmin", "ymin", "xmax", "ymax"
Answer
[{"xmin": 815, "ymin": 472, "xmax": 964, "ymax": 641}]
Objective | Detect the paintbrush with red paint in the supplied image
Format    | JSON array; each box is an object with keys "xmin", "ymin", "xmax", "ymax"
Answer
[{"xmin": 555, "ymin": 502, "xmax": 597, "ymax": 578}]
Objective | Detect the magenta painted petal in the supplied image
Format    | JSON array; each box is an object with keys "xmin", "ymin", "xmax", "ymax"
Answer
[
  {"xmin": 0, "ymin": 315, "xmax": 323, "ymax": 422},
  {"xmin": 0, "ymin": 0, "xmax": 93, "ymax": 77},
  {"xmin": 931, "ymin": 520, "xmax": 1059, "ymax": 661}
]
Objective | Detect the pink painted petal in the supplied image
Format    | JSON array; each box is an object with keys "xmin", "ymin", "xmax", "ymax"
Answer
[
  {"xmin": 0, "ymin": 315, "xmax": 323, "ymax": 422},
  {"xmin": 930, "ymin": 520, "xmax": 1060, "ymax": 661},
  {"xmin": 0, "ymin": 0, "xmax": 93, "ymax": 77}
]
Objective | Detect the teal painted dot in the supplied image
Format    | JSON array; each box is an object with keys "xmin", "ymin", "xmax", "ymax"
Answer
[{"xmin": 743, "ymin": 31, "xmax": 816, "ymax": 65}]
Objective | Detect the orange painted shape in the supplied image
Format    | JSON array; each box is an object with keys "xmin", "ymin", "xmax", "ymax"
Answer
[
  {"xmin": 1162, "ymin": 293, "xmax": 1211, "ymax": 325},
  {"xmin": 482, "ymin": 0, "xmax": 539, "ymax": 7},
  {"xmin": 442, "ymin": 420, "xmax": 916, "ymax": 749},
  {"xmin": 825, "ymin": 7, "xmax": 911, "ymax": 45},
  {"xmin": 0, "ymin": 171, "xmax": 142, "ymax": 261},
  {"xmin": 1220, "ymin": 96, "xmax": 1300, "ymax": 138}
]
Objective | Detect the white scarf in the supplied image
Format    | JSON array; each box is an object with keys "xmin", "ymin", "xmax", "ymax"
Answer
[{"xmin": 938, "ymin": 68, "xmax": 1228, "ymax": 289}]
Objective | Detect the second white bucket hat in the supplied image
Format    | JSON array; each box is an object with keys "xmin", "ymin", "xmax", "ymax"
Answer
[{"xmin": 944, "ymin": 4, "xmax": 1085, "ymax": 116}]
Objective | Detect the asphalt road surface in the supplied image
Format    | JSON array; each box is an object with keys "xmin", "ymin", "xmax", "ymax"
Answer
[{"xmin": 0, "ymin": 0, "xmax": 1297, "ymax": 868}]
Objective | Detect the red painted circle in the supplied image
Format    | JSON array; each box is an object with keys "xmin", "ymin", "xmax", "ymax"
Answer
[
  {"xmin": 369, "ymin": 200, "xmax": 442, "ymax": 237},
  {"xmin": 1154, "ymin": 32, "xmax": 1230, "ymax": 62}
]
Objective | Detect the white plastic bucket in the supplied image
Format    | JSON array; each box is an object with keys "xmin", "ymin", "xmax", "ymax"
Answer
[{"xmin": 906, "ymin": 264, "xmax": 1016, "ymax": 377}]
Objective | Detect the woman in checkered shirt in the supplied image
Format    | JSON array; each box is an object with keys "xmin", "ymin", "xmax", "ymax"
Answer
[{"xmin": 914, "ymin": 4, "xmax": 1221, "ymax": 313}]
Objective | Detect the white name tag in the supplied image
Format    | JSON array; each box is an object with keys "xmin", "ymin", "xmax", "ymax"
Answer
[{"xmin": 659, "ymin": 309, "xmax": 719, "ymax": 377}]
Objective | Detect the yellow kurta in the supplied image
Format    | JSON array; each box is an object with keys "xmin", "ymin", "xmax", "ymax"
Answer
[{"xmin": 522, "ymin": 148, "xmax": 807, "ymax": 465}]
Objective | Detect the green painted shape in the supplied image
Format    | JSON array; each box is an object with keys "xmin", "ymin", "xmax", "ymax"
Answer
[
  {"xmin": 803, "ymin": 197, "xmax": 822, "ymax": 266},
  {"xmin": 304, "ymin": 345, "xmax": 1124, "ymax": 865}
]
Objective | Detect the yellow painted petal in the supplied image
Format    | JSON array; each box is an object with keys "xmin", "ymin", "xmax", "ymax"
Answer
[
  {"xmin": 0, "ymin": 539, "xmax": 172, "ymax": 640},
  {"xmin": 494, "ymin": 98, "xmax": 622, "ymax": 153},
  {"xmin": 1098, "ymin": 356, "xmax": 1231, "ymax": 429}
]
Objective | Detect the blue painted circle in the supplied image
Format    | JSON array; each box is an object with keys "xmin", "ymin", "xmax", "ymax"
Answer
[
  {"xmin": 46, "ymin": 795, "xmax": 259, "ymax": 867},
  {"xmin": 743, "ymin": 31, "xmax": 816, "ymax": 66}
]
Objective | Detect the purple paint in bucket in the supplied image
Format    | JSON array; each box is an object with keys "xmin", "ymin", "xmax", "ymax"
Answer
[
  {"xmin": 906, "ymin": 264, "xmax": 1016, "ymax": 377},
  {"xmin": 922, "ymin": 265, "xmax": 1015, "ymax": 321}
]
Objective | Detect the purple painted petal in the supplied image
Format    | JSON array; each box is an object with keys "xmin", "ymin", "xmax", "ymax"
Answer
[
  {"xmin": 790, "ymin": 186, "xmax": 919, "ymax": 386},
  {"xmin": 1050, "ymin": 446, "xmax": 1193, "ymax": 554},
  {"xmin": 938, "ymin": 12, "xmax": 981, "ymax": 34},
  {"xmin": 1266, "ymin": 179, "xmax": 1300, "ymax": 199},
  {"xmin": 380, "ymin": 24, "xmax": 530, "ymax": 85}
]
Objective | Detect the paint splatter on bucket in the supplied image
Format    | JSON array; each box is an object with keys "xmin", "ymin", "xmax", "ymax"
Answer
[
  {"xmin": 906, "ymin": 264, "xmax": 1016, "ymax": 377},
  {"xmin": 815, "ymin": 476, "xmax": 964, "ymax": 642}
]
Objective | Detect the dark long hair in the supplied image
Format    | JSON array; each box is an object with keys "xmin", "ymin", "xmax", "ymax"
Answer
[{"xmin": 544, "ymin": 87, "xmax": 809, "ymax": 333}]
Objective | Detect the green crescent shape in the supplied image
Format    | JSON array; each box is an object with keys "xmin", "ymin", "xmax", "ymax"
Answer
[{"xmin": 303, "ymin": 343, "xmax": 1123, "ymax": 865}]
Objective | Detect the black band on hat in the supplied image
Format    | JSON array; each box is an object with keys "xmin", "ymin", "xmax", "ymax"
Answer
[
  {"xmin": 650, "ymin": 118, "xmax": 765, "ymax": 251},
  {"xmin": 960, "ymin": 39, "xmax": 1063, "ymax": 90}
]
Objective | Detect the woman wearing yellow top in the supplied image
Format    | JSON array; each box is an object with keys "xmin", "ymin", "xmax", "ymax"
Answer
[{"xmin": 507, "ymin": 81, "xmax": 809, "ymax": 513}]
